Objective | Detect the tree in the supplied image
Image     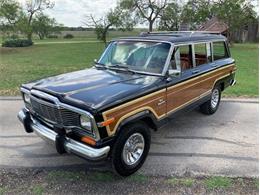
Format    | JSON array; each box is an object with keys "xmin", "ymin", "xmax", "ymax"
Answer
[
  {"xmin": 24, "ymin": 0, "xmax": 54, "ymax": 40},
  {"xmin": 213, "ymin": 0, "xmax": 257, "ymax": 42},
  {"xmin": 0, "ymin": 0, "xmax": 20, "ymax": 25},
  {"xmin": 181, "ymin": 0, "xmax": 214, "ymax": 30},
  {"xmin": 158, "ymin": 2, "xmax": 182, "ymax": 31},
  {"xmin": 120, "ymin": 0, "xmax": 168, "ymax": 32},
  {"xmin": 0, "ymin": 0, "xmax": 21, "ymax": 38},
  {"xmin": 84, "ymin": 7, "xmax": 135, "ymax": 45},
  {"xmin": 32, "ymin": 13, "xmax": 58, "ymax": 39}
]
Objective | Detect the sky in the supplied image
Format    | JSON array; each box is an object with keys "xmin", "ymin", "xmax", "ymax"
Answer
[
  {"xmin": 18, "ymin": 0, "xmax": 118, "ymax": 27},
  {"xmin": 18, "ymin": 0, "xmax": 259, "ymax": 28}
]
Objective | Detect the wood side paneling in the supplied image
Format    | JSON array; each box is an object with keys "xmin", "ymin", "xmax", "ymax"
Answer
[{"xmin": 102, "ymin": 64, "xmax": 236, "ymax": 136}]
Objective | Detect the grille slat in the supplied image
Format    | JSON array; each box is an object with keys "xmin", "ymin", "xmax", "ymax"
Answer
[{"xmin": 30, "ymin": 96, "xmax": 80, "ymax": 127}]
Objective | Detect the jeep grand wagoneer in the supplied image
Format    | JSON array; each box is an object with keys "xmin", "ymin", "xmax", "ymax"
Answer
[{"xmin": 18, "ymin": 31, "xmax": 236, "ymax": 176}]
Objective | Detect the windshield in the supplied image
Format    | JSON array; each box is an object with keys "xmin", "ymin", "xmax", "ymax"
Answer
[{"xmin": 98, "ymin": 41, "xmax": 171, "ymax": 75}]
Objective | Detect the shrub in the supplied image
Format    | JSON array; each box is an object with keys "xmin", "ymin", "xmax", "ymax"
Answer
[
  {"xmin": 47, "ymin": 35, "xmax": 58, "ymax": 39},
  {"xmin": 63, "ymin": 34, "xmax": 74, "ymax": 39},
  {"xmin": 9, "ymin": 34, "xmax": 19, "ymax": 39},
  {"xmin": 2, "ymin": 39, "xmax": 33, "ymax": 47}
]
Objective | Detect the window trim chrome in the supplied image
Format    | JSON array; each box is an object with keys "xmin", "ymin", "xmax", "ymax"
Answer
[
  {"xmin": 98, "ymin": 39, "xmax": 175, "ymax": 77},
  {"xmin": 21, "ymin": 88, "xmax": 100, "ymax": 140}
]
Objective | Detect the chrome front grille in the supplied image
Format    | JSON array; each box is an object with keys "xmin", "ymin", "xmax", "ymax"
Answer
[{"xmin": 30, "ymin": 96, "xmax": 80, "ymax": 127}]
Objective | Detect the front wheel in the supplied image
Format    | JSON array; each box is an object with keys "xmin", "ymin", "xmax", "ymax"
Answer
[
  {"xmin": 200, "ymin": 86, "xmax": 221, "ymax": 115},
  {"xmin": 111, "ymin": 122, "xmax": 151, "ymax": 176}
]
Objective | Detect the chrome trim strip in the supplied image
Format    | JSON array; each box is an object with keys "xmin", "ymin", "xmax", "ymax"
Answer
[
  {"xmin": 99, "ymin": 40, "xmax": 174, "ymax": 76},
  {"xmin": 230, "ymin": 79, "xmax": 236, "ymax": 86},
  {"xmin": 21, "ymin": 88, "xmax": 100, "ymax": 140},
  {"xmin": 19, "ymin": 111, "xmax": 110, "ymax": 160}
]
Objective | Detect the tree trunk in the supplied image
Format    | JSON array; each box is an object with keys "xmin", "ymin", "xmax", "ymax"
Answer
[
  {"xmin": 27, "ymin": 32, "xmax": 33, "ymax": 41},
  {"xmin": 149, "ymin": 20, "xmax": 154, "ymax": 32},
  {"xmin": 27, "ymin": 13, "xmax": 33, "ymax": 41}
]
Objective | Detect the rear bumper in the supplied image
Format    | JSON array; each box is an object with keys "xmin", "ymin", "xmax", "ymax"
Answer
[
  {"xmin": 18, "ymin": 109, "xmax": 110, "ymax": 161},
  {"xmin": 230, "ymin": 79, "xmax": 236, "ymax": 86}
]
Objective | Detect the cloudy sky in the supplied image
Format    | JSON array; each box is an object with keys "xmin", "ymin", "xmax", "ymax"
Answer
[
  {"xmin": 18, "ymin": 0, "xmax": 259, "ymax": 28},
  {"xmin": 19, "ymin": 0, "xmax": 118, "ymax": 27}
]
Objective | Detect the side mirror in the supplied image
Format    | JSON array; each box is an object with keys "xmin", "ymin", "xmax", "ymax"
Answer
[
  {"xmin": 168, "ymin": 69, "xmax": 181, "ymax": 76},
  {"xmin": 94, "ymin": 59, "xmax": 97, "ymax": 63}
]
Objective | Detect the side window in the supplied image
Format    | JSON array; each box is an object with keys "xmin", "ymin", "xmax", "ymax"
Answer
[
  {"xmin": 194, "ymin": 43, "xmax": 212, "ymax": 66},
  {"xmin": 213, "ymin": 41, "xmax": 229, "ymax": 60},
  {"xmin": 171, "ymin": 45, "xmax": 193, "ymax": 71}
]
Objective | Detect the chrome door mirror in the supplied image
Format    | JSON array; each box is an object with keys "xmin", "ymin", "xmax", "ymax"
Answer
[{"xmin": 168, "ymin": 69, "xmax": 181, "ymax": 77}]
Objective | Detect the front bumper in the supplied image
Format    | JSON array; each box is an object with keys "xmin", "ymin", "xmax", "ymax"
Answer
[{"xmin": 18, "ymin": 109, "xmax": 110, "ymax": 161}]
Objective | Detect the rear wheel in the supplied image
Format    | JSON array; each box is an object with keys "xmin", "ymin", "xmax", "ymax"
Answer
[
  {"xmin": 111, "ymin": 122, "xmax": 151, "ymax": 176},
  {"xmin": 200, "ymin": 86, "xmax": 221, "ymax": 115}
]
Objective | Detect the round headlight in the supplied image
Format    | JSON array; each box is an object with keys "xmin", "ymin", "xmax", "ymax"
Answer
[
  {"xmin": 24, "ymin": 93, "xmax": 30, "ymax": 104},
  {"xmin": 80, "ymin": 115, "xmax": 92, "ymax": 130}
]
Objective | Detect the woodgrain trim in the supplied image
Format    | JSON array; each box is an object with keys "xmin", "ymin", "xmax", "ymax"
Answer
[
  {"xmin": 102, "ymin": 89, "xmax": 166, "ymax": 115},
  {"xmin": 102, "ymin": 64, "xmax": 236, "ymax": 136},
  {"xmin": 167, "ymin": 90, "xmax": 211, "ymax": 115}
]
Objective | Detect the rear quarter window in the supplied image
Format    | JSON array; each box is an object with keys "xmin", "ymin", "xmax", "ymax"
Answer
[{"xmin": 213, "ymin": 41, "xmax": 229, "ymax": 60}]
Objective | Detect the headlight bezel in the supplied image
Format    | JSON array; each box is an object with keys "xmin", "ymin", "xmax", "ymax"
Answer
[
  {"xmin": 23, "ymin": 93, "xmax": 31, "ymax": 104},
  {"xmin": 80, "ymin": 114, "xmax": 92, "ymax": 131},
  {"xmin": 20, "ymin": 88, "xmax": 101, "ymax": 141}
]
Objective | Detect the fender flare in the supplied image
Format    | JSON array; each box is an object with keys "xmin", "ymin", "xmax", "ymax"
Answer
[{"xmin": 115, "ymin": 110, "xmax": 158, "ymax": 136}]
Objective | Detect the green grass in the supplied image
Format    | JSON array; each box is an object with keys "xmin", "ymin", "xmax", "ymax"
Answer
[
  {"xmin": 0, "ymin": 42, "xmax": 105, "ymax": 95},
  {"xmin": 204, "ymin": 176, "xmax": 232, "ymax": 190},
  {"xmin": 223, "ymin": 43, "xmax": 259, "ymax": 97},
  {"xmin": 127, "ymin": 174, "xmax": 149, "ymax": 182},
  {"xmin": 47, "ymin": 170, "xmax": 116, "ymax": 182},
  {"xmin": 0, "ymin": 187, "xmax": 6, "ymax": 195},
  {"xmin": 254, "ymin": 178, "xmax": 259, "ymax": 189},
  {"xmin": 0, "ymin": 41, "xmax": 258, "ymax": 96},
  {"xmin": 47, "ymin": 170, "xmax": 85, "ymax": 181},
  {"xmin": 31, "ymin": 185, "xmax": 44, "ymax": 195},
  {"xmin": 167, "ymin": 178, "xmax": 195, "ymax": 187},
  {"xmin": 86, "ymin": 172, "xmax": 116, "ymax": 182}
]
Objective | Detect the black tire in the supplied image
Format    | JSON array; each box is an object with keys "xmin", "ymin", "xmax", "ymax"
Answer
[
  {"xmin": 200, "ymin": 85, "xmax": 221, "ymax": 115},
  {"xmin": 111, "ymin": 122, "xmax": 151, "ymax": 176}
]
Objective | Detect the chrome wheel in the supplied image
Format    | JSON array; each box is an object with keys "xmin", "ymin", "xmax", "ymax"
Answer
[
  {"xmin": 122, "ymin": 133, "xmax": 145, "ymax": 166},
  {"xmin": 211, "ymin": 88, "xmax": 220, "ymax": 109}
]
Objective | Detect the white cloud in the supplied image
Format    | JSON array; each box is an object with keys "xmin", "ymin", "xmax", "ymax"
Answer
[{"xmin": 18, "ymin": 0, "xmax": 118, "ymax": 27}]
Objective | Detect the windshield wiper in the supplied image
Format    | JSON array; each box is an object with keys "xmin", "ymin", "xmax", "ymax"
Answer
[
  {"xmin": 94, "ymin": 62, "xmax": 107, "ymax": 69},
  {"xmin": 108, "ymin": 64, "xmax": 129, "ymax": 69},
  {"xmin": 107, "ymin": 64, "xmax": 137, "ymax": 74}
]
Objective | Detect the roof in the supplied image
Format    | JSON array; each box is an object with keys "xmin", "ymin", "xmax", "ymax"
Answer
[
  {"xmin": 198, "ymin": 17, "xmax": 228, "ymax": 33},
  {"xmin": 116, "ymin": 31, "xmax": 226, "ymax": 44}
]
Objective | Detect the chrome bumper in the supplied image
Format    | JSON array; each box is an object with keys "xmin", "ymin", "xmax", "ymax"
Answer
[
  {"xmin": 18, "ymin": 109, "xmax": 110, "ymax": 161},
  {"xmin": 230, "ymin": 79, "xmax": 236, "ymax": 86}
]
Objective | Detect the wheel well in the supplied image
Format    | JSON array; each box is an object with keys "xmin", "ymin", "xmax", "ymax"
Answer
[
  {"xmin": 215, "ymin": 81, "xmax": 225, "ymax": 91},
  {"xmin": 117, "ymin": 114, "xmax": 158, "ymax": 135},
  {"xmin": 140, "ymin": 117, "xmax": 157, "ymax": 131},
  {"xmin": 220, "ymin": 82, "xmax": 225, "ymax": 91}
]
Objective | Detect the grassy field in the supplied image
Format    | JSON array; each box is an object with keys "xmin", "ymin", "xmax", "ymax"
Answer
[
  {"xmin": 0, "ymin": 38, "xmax": 258, "ymax": 96},
  {"xmin": 223, "ymin": 43, "xmax": 259, "ymax": 97}
]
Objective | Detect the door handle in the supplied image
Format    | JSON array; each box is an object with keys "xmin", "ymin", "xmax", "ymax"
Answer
[{"xmin": 192, "ymin": 70, "xmax": 200, "ymax": 74}]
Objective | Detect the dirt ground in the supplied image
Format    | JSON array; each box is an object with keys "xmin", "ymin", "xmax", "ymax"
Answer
[{"xmin": 0, "ymin": 168, "xmax": 258, "ymax": 195}]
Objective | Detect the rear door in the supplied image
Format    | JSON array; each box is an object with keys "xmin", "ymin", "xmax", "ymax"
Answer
[{"xmin": 166, "ymin": 42, "xmax": 213, "ymax": 115}]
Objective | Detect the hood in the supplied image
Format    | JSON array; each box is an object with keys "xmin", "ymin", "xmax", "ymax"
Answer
[{"xmin": 23, "ymin": 67, "xmax": 163, "ymax": 112}]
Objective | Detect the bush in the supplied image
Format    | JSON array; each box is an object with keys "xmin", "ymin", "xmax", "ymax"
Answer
[
  {"xmin": 63, "ymin": 34, "xmax": 74, "ymax": 39},
  {"xmin": 2, "ymin": 39, "xmax": 33, "ymax": 47},
  {"xmin": 9, "ymin": 34, "xmax": 19, "ymax": 39},
  {"xmin": 47, "ymin": 35, "xmax": 58, "ymax": 39}
]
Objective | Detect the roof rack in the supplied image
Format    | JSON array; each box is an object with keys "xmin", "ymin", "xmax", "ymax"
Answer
[{"xmin": 140, "ymin": 31, "xmax": 221, "ymax": 37}]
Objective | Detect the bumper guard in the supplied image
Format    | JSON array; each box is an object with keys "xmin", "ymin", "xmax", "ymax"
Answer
[{"xmin": 18, "ymin": 109, "xmax": 110, "ymax": 161}]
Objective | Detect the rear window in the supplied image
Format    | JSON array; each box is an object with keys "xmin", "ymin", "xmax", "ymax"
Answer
[{"xmin": 213, "ymin": 41, "xmax": 229, "ymax": 60}]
